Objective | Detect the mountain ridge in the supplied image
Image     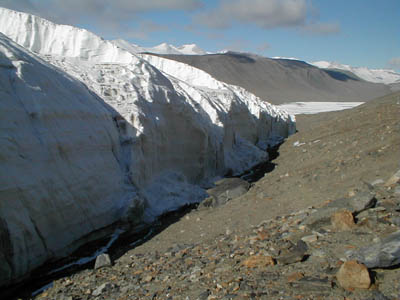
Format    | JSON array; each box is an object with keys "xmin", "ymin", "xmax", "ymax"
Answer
[{"xmin": 149, "ymin": 52, "xmax": 391, "ymax": 105}]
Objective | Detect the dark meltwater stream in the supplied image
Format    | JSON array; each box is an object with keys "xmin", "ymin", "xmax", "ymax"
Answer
[{"xmin": 1, "ymin": 144, "xmax": 281, "ymax": 300}]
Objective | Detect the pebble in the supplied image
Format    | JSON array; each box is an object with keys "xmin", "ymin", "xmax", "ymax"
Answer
[
  {"xmin": 301, "ymin": 234, "xmax": 318, "ymax": 243},
  {"xmin": 92, "ymin": 283, "xmax": 112, "ymax": 296}
]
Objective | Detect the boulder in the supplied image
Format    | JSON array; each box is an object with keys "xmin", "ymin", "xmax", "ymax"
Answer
[
  {"xmin": 304, "ymin": 190, "xmax": 376, "ymax": 228},
  {"xmin": 242, "ymin": 255, "xmax": 275, "ymax": 268},
  {"xmin": 331, "ymin": 210, "xmax": 356, "ymax": 231},
  {"xmin": 277, "ymin": 240, "xmax": 308, "ymax": 265},
  {"xmin": 336, "ymin": 260, "xmax": 371, "ymax": 291},
  {"xmin": 94, "ymin": 254, "xmax": 112, "ymax": 269},
  {"xmin": 202, "ymin": 178, "xmax": 250, "ymax": 208},
  {"xmin": 352, "ymin": 231, "xmax": 400, "ymax": 268}
]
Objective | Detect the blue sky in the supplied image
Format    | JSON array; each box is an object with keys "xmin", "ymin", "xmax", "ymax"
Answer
[{"xmin": 1, "ymin": 0, "xmax": 399, "ymax": 71}]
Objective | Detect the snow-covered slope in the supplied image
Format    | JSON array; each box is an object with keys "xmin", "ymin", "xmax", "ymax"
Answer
[
  {"xmin": 112, "ymin": 39, "xmax": 146, "ymax": 54},
  {"xmin": 312, "ymin": 61, "xmax": 400, "ymax": 85},
  {"xmin": 0, "ymin": 7, "xmax": 295, "ymax": 286},
  {"xmin": 177, "ymin": 43, "xmax": 207, "ymax": 55},
  {"xmin": 0, "ymin": 8, "xmax": 133, "ymax": 63},
  {"xmin": 112, "ymin": 39, "xmax": 207, "ymax": 55}
]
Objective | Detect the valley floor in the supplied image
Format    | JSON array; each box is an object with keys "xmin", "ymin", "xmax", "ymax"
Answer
[{"xmin": 26, "ymin": 92, "xmax": 400, "ymax": 299}]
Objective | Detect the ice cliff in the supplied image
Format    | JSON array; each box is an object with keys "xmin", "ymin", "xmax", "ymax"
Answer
[
  {"xmin": 0, "ymin": 7, "xmax": 295, "ymax": 286},
  {"xmin": 0, "ymin": 33, "xmax": 140, "ymax": 286}
]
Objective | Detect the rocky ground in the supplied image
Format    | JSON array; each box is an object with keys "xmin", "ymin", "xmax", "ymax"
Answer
[{"xmin": 17, "ymin": 92, "xmax": 400, "ymax": 299}]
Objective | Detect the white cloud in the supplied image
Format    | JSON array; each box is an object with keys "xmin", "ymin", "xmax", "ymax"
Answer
[
  {"xmin": 388, "ymin": 57, "xmax": 400, "ymax": 70},
  {"xmin": 0, "ymin": 0, "xmax": 203, "ymax": 36},
  {"xmin": 195, "ymin": 0, "xmax": 340, "ymax": 37},
  {"xmin": 123, "ymin": 20, "xmax": 169, "ymax": 40},
  {"xmin": 196, "ymin": 0, "xmax": 308, "ymax": 29},
  {"xmin": 301, "ymin": 22, "xmax": 340, "ymax": 35}
]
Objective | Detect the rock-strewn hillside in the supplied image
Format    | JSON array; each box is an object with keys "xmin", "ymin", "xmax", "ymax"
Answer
[
  {"xmin": 150, "ymin": 52, "xmax": 391, "ymax": 105},
  {"xmin": 27, "ymin": 92, "xmax": 399, "ymax": 299}
]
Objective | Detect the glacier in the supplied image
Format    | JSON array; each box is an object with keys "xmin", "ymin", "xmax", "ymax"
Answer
[
  {"xmin": 0, "ymin": 7, "xmax": 295, "ymax": 286},
  {"xmin": 0, "ymin": 32, "xmax": 140, "ymax": 286}
]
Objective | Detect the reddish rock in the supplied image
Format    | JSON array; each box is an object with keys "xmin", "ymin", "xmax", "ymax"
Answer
[
  {"xmin": 336, "ymin": 260, "xmax": 371, "ymax": 291},
  {"xmin": 242, "ymin": 255, "xmax": 275, "ymax": 268},
  {"xmin": 287, "ymin": 272, "xmax": 304, "ymax": 283},
  {"xmin": 331, "ymin": 210, "xmax": 356, "ymax": 231}
]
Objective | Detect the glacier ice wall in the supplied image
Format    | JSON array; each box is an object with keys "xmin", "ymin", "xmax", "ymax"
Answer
[
  {"xmin": 0, "ymin": 7, "xmax": 295, "ymax": 286},
  {"xmin": 0, "ymin": 33, "xmax": 141, "ymax": 286}
]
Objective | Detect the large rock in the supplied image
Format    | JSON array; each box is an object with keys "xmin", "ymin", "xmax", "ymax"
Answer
[
  {"xmin": 331, "ymin": 210, "xmax": 356, "ymax": 231},
  {"xmin": 352, "ymin": 231, "xmax": 400, "ymax": 268},
  {"xmin": 336, "ymin": 261, "xmax": 371, "ymax": 291},
  {"xmin": 202, "ymin": 178, "xmax": 250, "ymax": 207},
  {"xmin": 303, "ymin": 190, "xmax": 376, "ymax": 228}
]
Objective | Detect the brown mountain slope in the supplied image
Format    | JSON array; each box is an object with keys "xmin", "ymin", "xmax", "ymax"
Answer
[
  {"xmin": 132, "ymin": 92, "xmax": 400, "ymax": 250},
  {"xmin": 150, "ymin": 52, "xmax": 391, "ymax": 104}
]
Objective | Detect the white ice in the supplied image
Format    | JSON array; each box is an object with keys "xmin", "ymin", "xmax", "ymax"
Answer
[{"xmin": 277, "ymin": 102, "xmax": 364, "ymax": 115}]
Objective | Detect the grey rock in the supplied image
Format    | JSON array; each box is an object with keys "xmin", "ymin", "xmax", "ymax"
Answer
[
  {"xmin": 394, "ymin": 186, "xmax": 400, "ymax": 195},
  {"xmin": 304, "ymin": 191, "xmax": 376, "ymax": 227},
  {"xmin": 201, "ymin": 178, "xmax": 250, "ymax": 207},
  {"xmin": 353, "ymin": 231, "xmax": 400, "ymax": 268},
  {"xmin": 303, "ymin": 206, "xmax": 340, "ymax": 228},
  {"xmin": 390, "ymin": 217, "xmax": 400, "ymax": 227},
  {"xmin": 94, "ymin": 253, "xmax": 112, "ymax": 269},
  {"xmin": 349, "ymin": 191, "xmax": 377, "ymax": 213},
  {"xmin": 277, "ymin": 240, "xmax": 308, "ymax": 265},
  {"xmin": 369, "ymin": 291, "xmax": 391, "ymax": 300},
  {"xmin": 290, "ymin": 276, "xmax": 332, "ymax": 293},
  {"xmin": 385, "ymin": 169, "xmax": 400, "ymax": 186},
  {"xmin": 371, "ymin": 179, "xmax": 385, "ymax": 186},
  {"xmin": 55, "ymin": 296, "xmax": 73, "ymax": 300},
  {"xmin": 92, "ymin": 282, "xmax": 112, "ymax": 296},
  {"xmin": 198, "ymin": 289, "xmax": 211, "ymax": 300}
]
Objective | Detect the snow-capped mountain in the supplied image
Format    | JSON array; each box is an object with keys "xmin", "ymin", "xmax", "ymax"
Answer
[
  {"xmin": 177, "ymin": 43, "xmax": 208, "ymax": 55},
  {"xmin": 112, "ymin": 39, "xmax": 207, "ymax": 55},
  {"xmin": 312, "ymin": 61, "xmax": 400, "ymax": 85},
  {"xmin": 0, "ymin": 7, "xmax": 294, "ymax": 286}
]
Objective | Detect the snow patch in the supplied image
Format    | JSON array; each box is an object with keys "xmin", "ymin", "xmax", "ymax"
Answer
[{"xmin": 277, "ymin": 102, "xmax": 364, "ymax": 115}]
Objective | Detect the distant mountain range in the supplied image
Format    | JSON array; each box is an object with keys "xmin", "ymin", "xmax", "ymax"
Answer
[
  {"xmin": 112, "ymin": 40, "xmax": 400, "ymax": 86},
  {"xmin": 112, "ymin": 39, "xmax": 208, "ymax": 55},
  {"xmin": 311, "ymin": 61, "xmax": 400, "ymax": 85},
  {"xmin": 150, "ymin": 52, "xmax": 391, "ymax": 105}
]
